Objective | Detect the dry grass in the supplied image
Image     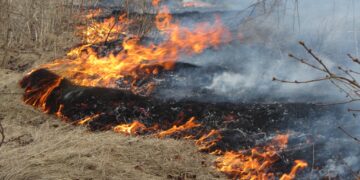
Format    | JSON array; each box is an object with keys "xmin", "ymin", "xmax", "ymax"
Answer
[
  {"xmin": 0, "ymin": 86, "xmax": 222, "ymax": 179},
  {"xmin": 0, "ymin": 0, "xmax": 85, "ymax": 69},
  {"xmin": 0, "ymin": 1, "xmax": 225, "ymax": 179},
  {"xmin": 0, "ymin": 0, "xmax": 84, "ymax": 49},
  {"xmin": 0, "ymin": 60, "xmax": 223, "ymax": 179}
]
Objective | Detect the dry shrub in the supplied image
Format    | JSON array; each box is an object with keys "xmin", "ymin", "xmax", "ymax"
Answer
[
  {"xmin": 0, "ymin": 0, "xmax": 100, "ymax": 50},
  {"xmin": 0, "ymin": 0, "xmax": 103, "ymax": 69}
]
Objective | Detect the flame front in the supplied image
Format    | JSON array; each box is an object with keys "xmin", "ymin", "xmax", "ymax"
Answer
[
  {"xmin": 214, "ymin": 134, "xmax": 307, "ymax": 179},
  {"xmin": 157, "ymin": 117, "xmax": 200, "ymax": 138},
  {"xmin": 280, "ymin": 160, "xmax": 308, "ymax": 180},
  {"xmin": 21, "ymin": 1, "xmax": 309, "ymax": 179},
  {"xmin": 114, "ymin": 121, "xmax": 147, "ymax": 135},
  {"xmin": 40, "ymin": 2, "xmax": 231, "ymax": 89},
  {"xmin": 21, "ymin": 76, "xmax": 64, "ymax": 112},
  {"xmin": 196, "ymin": 129, "xmax": 222, "ymax": 154}
]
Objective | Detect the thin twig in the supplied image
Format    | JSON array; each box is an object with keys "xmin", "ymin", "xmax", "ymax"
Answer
[
  {"xmin": 272, "ymin": 77, "xmax": 330, "ymax": 84},
  {"xmin": 338, "ymin": 126, "xmax": 360, "ymax": 144},
  {"xmin": 299, "ymin": 41, "xmax": 332, "ymax": 74},
  {"xmin": 315, "ymin": 98, "xmax": 360, "ymax": 106},
  {"xmin": 348, "ymin": 54, "xmax": 360, "ymax": 65},
  {"xmin": 104, "ymin": 16, "xmax": 119, "ymax": 46},
  {"xmin": 277, "ymin": 41, "xmax": 360, "ymax": 145},
  {"xmin": 288, "ymin": 53, "xmax": 326, "ymax": 72}
]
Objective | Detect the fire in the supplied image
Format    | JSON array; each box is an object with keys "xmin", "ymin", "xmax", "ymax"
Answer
[
  {"xmin": 152, "ymin": 0, "xmax": 161, "ymax": 6},
  {"xmin": 215, "ymin": 151, "xmax": 276, "ymax": 179},
  {"xmin": 21, "ymin": 75, "xmax": 64, "ymax": 113},
  {"xmin": 84, "ymin": 9, "xmax": 102, "ymax": 19},
  {"xmin": 280, "ymin": 160, "xmax": 308, "ymax": 180},
  {"xmin": 77, "ymin": 114, "xmax": 101, "ymax": 125},
  {"xmin": 195, "ymin": 129, "xmax": 222, "ymax": 153},
  {"xmin": 157, "ymin": 117, "xmax": 201, "ymax": 138},
  {"xmin": 21, "ymin": 2, "xmax": 309, "ymax": 179},
  {"xmin": 183, "ymin": 1, "xmax": 213, "ymax": 8},
  {"xmin": 272, "ymin": 134, "xmax": 289, "ymax": 149},
  {"xmin": 114, "ymin": 121, "xmax": 147, "ymax": 135},
  {"xmin": 215, "ymin": 134, "xmax": 307, "ymax": 179},
  {"xmin": 77, "ymin": 14, "xmax": 130, "ymax": 44},
  {"xmin": 37, "ymin": 1, "xmax": 231, "ymax": 89}
]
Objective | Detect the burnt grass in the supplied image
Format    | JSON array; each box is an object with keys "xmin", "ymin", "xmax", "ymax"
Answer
[
  {"xmin": 17, "ymin": 8, "xmax": 351, "ymax": 177},
  {"xmin": 20, "ymin": 68, "xmax": 342, "ymax": 176}
]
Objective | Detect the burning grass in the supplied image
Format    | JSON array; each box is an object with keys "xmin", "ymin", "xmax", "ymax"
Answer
[
  {"xmin": 17, "ymin": 0, "xmax": 312, "ymax": 179},
  {"xmin": 1, "ymin": 0, "xmax": 321, "ymax": 179},
  {"xmin": 41, "ymin": 5, "xmax": 231, "ymax": 88}
]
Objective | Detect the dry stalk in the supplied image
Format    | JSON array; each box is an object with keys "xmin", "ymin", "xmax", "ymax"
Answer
[{"xmin": 0, "ymin": 119, "xmax": 4, "ymax": 148}]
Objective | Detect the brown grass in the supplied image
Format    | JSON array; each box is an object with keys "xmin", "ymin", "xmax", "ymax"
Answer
[
  {"xmin": 0, "ymin": 0, "xmax": 85, "ymax": 49},
  {"xmin": 0, "ymin": 88, "xmax": 222, "ymax": 179},
  {"xmin": 0, "ymin": 1, "xmax": 225, "ymax": 179}
]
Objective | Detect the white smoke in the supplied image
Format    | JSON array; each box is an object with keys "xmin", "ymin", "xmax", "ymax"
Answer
[
  {"xmin": 101, "ymin": 1, "xmax": 360, "ymax": 178},
  {"xmin": 174, "ymin": 0, "xmax": 360, "ymax": 103}
]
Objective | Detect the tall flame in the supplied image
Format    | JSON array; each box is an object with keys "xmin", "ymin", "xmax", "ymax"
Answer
[
  {"xmin": 77, "ymin": 14, "xmax": 130, "ymax": 44},
  {"xmin": 22, "ymin": 1, "xmax": 309, "ymax": 179},
  {"xmin": 40, "ymin": 2, "xmax": 231, "ymax": 89}
]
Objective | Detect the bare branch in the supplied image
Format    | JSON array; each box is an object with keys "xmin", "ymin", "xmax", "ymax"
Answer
[
  {"xmin": 349, "ymin": 69, "xmax": 360, "ymax": 75},
  {"xmin": 276, "ymin": 41, "xmax": 360, "ymax": 145},
  {"xmin": 315, "ymin": 99, "xmax": 360, "ymax": 106},
  {"xmin": 338, "ymin": 126, "xmax": 360, "ymax": 144},
  {"xmin": 273, "ymin": 77, "xmax": 330, "ymax": 84},
  {"xmin": 348, "ymin": 54, "xmax": 360, "ymax": 65},
  {"xmin": 288, "ymin": 53, "xmax": 326, "ymax": 73},
  {"xmin": 299, "ymin": 41, "xmax": 332, "ymax": 74}
]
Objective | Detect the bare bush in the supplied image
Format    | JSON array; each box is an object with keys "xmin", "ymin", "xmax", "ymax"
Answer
[
  {"xmin": 273, "ymin": 41, "xmax": 360, "ymax": 143},
  {"xmin": 2, "ymin": 0, "xmax": 72, "ymax": 49}
]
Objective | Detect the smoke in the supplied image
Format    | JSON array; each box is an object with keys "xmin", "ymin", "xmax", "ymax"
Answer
[
  {"xmin": 102, "ymin": 0, "xmax": 360, "ymax": 177},
  {"xmin": 153, "ymin": 1, "xmax": 360, "ymax": 178},
  {"xmin": 147, "ymin": 0, "xmax": 360, "ymax": 104}
]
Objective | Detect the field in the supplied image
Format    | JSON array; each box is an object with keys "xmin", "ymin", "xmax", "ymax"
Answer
[{"xmin": 0, "ymin": 1, "xmax": 224, "ymax": 179}]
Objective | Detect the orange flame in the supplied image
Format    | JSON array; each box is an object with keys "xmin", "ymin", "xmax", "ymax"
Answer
[
  {"xmin": 152, "ymin": 0, "xmax": 161, "ymax": 7},
  {"xmin": 215, "ymin": 134, "xmax": 306, "ymax": 179},
  {"xmin": 114, "ymin": 121, "xmax": 147, "ymax": 135},
  {"xmin": 22, "ymin": 2, "xmax": 308, "ymax": 178},
  {"xmin": 272, "ymin": 134, "xmax": 289, "ymax": 149},
  {"xmin": 157, "ymin": 117, "xmax": 201, "ymax": 138},
  {"xmin": 280, "ymin": 160, "xmax": 308, "ymax": 180},
  {"xmin": 77, "ymin": 14, "xmax": 130, "ymax": 44},
  {"xmin": 215, "ymin": 150, "xmax": 276, "ymax": 179},
  {"xmin": 39, "ymin": 3, "xmax": 231, "ymax": 89},
  {"xmin": 183, "ymin": 1, "xmax": 213, "ymax": 8},
  {"xmin": 195, "ymin": 129, "xmax": 222, "ymax": 153},
  {"xmin": 84, "ymin": 9, "xmax": 102, "ymax": 19},
  {"xmin": 23, "ymin": 76, "xmax": 63, "ymax": 112},
  {"xmin": 77, "ymin": 114, "xmax": 101, "ymax": 125}
]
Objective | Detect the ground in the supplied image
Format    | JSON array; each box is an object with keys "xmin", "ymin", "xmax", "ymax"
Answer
[{"xmin": 0, "ymin": 50, "xmax": 225, "ymax": 179}]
